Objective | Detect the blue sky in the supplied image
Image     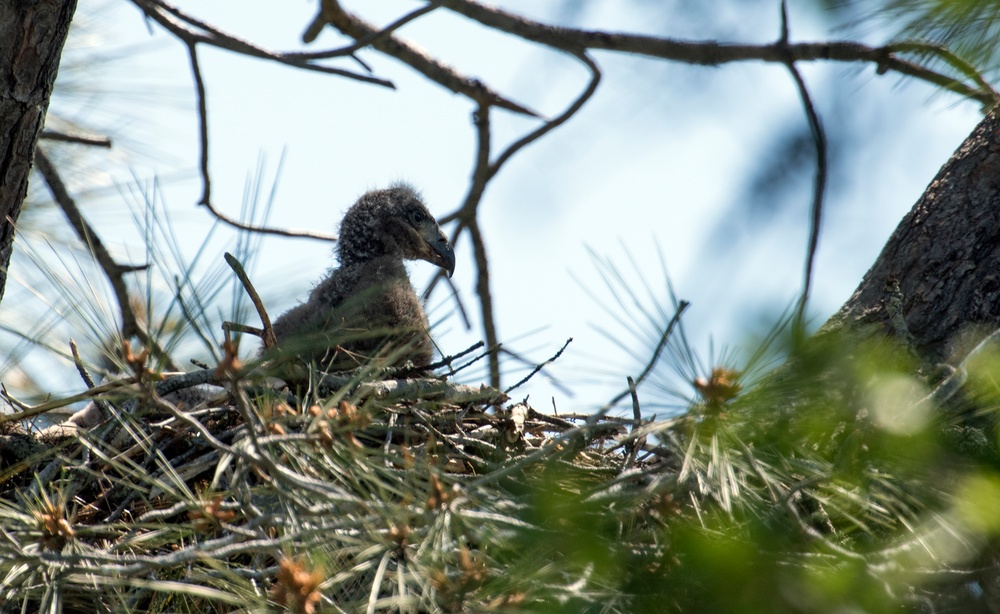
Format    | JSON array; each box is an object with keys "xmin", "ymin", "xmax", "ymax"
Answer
[{"xmin": 8, "ymin": 0, "xmax": 984, "ymax": 414}]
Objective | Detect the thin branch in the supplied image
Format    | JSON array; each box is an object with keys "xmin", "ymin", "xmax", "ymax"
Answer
[
  {"xmin": 497, "ymin": 345, "xmax": 573, "ymax": 397},
  {"xmin": 448, "ymin": 343, "xmax": 501, "ymax": 378},
  {"xmin": 39, "ymin": 130, "xmax": 112, "ymax": 148},
  {"xmin": 423, "ymin": 340, "xmax": 484, "ymax": 371},
  {"xmin": 224, "ymin": 252, "xmax": 277, "ymax": 349},
  {"xmin": 299, "ymin": 2, "xmax": 440, "ymax": 53},
  {"xmin": 187, "ymin": 41, "xmax": 210, "ymax": 207},
  {"xmin": 311, "ymin": 0, "xmax": 540, "ymax": 117},
  {"xmin": 0, "ymin": 377, "xmax": 138, "ymax": 426},
  {"xmin": 129, "ymin": 0, "xmax": 393, "ymax": 87},
  {"xmin": 602, "ymin": 300, "xmax": 690, "ymax": 411},
  {"xmin": 435, "ymin": 52, "xmax": 599, "ymax": 386},
  {"xmin": 439, "ymin": 103, "xmax": 503, "ymax": 386},
  {"xmin": 70, "ymin": 339, "xmax": 112, "ymax": 420},
  {"xmin": 504, "ymin": 337, "xmax": 573, "ymax": 394},
  {"xmin": 780, "ymin": 3, "xmax": 828, "ymax": 337},
  {"xmin": 490, "ymin": 50, "xmax": 601, "ymax": 176},
  {"xmin": 201, "ymin": 199, "xmax": 339, "ymax": 241},
  {"xmin": 468, "ymin": 221, "xmax": 498, "ymax": 387},
  {"xmin": 437, "ymin": 0, "xmax": 999, "ymax": 107},
  {"xmin": 181, "ymin": 40, "xmax": 339, "ymax": 241},
  {"xmin": 438, "ymin": 49, "xmax": 601, "ymax": 227},
  {"xmin": 620, "ymin": 376, "xmax": 645, "ymax": 471}
]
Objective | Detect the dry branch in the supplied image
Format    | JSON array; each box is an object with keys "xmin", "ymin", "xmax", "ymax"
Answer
[
  {"xmin": 437, "ymin": 0, "xmax": 999, "ymax": 107},
  {"xmin": 224, "ymin": 252, "xmax": 277, "ymax": 349},
  {"xmin": 308, "ymin": 0, "xmax": 541, "ymax": 117}
]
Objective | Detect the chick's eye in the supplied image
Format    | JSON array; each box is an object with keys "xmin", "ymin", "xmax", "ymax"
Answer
[{"xmin": 409, "ymin": 210, "xmax": 423, "ymax": 225}]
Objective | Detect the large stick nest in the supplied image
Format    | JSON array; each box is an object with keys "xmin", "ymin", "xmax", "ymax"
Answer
[{"xmin": 0, "ymin": 356, "xmax": 674, "ymax": 612}]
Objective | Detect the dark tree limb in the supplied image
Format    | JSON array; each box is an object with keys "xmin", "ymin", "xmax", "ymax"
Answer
[
  {"xmin": 824, "ymin": 106, "xmax": 1000, "ymax": 365},
  {"xmin": 0, "ymin": 0, "xmax": 79, "ymax": 305}
]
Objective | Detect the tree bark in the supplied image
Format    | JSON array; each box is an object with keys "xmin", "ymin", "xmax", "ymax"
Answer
[
  {"xmin": 824, "ymin": 106, "xmax": 1000, "ymax": 364},
  {"xmin": 0, "ymin": 0, "xmax": 78, "ymax": 304}
]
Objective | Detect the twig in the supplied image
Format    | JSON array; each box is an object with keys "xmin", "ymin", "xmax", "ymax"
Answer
[
  {"xmin": 448, "ymin": 343, "xmax": 501, "ymax": 378},
  {"xmin": 504, "ymin": 338, "xmax": 573, "ymax": 394},
  {"xmin": 39, "ymin": 130, "xmax": 112, "ymax": 148},
  {"xmin": 423, "ymin": 341, "xmax": 485, "ymax": 371},
  {"xmin": 200, "ymin": 197, "xmax": 339, "ymax": 241},
  {"xmin": 70, "ymin": 340, "xmax": 112, "ymax": 420},
  {"xmin": 224, "ymin": 322, "xmax": 264, "ymax": 338},
  {"xmin": 780, "ymin": 2, "xmax": 828, "ymax": 338},
  {"xmin": 620, "ymin": 376, "xmax": 645, "ymax": 471},
  {"xmin": 440, "ymin": 54, "xmax": 599, "ymax": 387},
  {"xmin": 602, "ymin": 300, "xmax": 690, "ymax": 411},
  {"xmin": 313, "ymin": 0, "xmax": 539, "ymax": 117},
  {"xmin": 489, "ymin": 50, "xmax": 601, "ymax": 176},
  {"xmin": 129, "ymin": 0, "xmax": 393, "ymax": 87},
  {"xmin": 498, "ymin": 345, "xmax": 573, "ymax": 397},
  {"xmin": 187, "ymin": 41, "xmax": 211, "ymax": 207},
  {"xmin": 129, "ymin": 1, "xmax": 354, "ymax": 242},
  {"xmin": 0, "ymin": 377, "xmax": 139, "ymax": 426},
  {"xmin": 468, "ymin": 217, "xmax": 499, "ymax": 387},
  {"xmin": 224, "ymin": 253, "xmax": 277, "ymax": 349},
  {"xmin": 299, "ymin": 1, "xmax": 440, "ymax": 52},
  {"xmin": 437, "ymin": 0, "xmax": 999, "ymax": 107}
]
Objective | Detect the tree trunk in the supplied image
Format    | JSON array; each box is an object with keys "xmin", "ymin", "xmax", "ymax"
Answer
[
  {"xmin": 824, "ymin": 106, "xmax": 1000, "ymax": 364},
  {"xmin": 0, "ymin": 0, "xmax": 78, "ymax": 305}
]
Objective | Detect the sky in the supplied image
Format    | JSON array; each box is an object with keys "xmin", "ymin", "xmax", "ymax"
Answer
[{"xmin": 4, "ymin": 0, "xmax": 985, "ymax": 416}]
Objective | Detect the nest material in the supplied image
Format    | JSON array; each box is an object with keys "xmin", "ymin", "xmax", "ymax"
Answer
[{"xmin": 0, "ymin": 367, "xmax": 670, "ymax": 612}]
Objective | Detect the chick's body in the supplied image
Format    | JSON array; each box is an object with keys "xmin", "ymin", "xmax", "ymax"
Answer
[{"xmin": 270, "ymin": 184, "xmax": 455, "ymax": 369}]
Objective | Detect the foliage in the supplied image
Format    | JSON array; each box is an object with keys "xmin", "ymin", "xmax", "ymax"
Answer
[
  {"xmin": 867, "ymin": 0, "xmax": 1000, "ymax": 76},
  {"xmin": 8, "ymin": 1, "xmax": 1000, "ymax": 612},
  {"xmin": 3, "ymin": 264, "xmax": 1000, "ymax": 612}
]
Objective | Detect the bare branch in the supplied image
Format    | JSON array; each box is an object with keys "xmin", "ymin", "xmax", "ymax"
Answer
[
  {"xmin": 602, "ymin": 300, "xmax": 690, "ymax": 411},
  {"xmin": 129, "ymin": 0, "xmax": 393, "ymax": 87},
  {"xmin": 0, "ymin": 376, "xmax": 138, "ymax": 426},
  {"xmin": 70, "ymin": 339, "xmax": 112, "ymax": 420},
  {"xmin": 438, "ymin": 0, "xmax": 999, "ymax": 107},
  {"xmin": 504, "ymin": 337, "xmax": 573, "ymax": 394},
  {"xmin": 620, "ymin": 375, "xmax": 645, "ymax": 472},
  {"xmin": 200, "ymin": 199, "xmax": 339, "ymax": 241},
  {"xmin": 298, "ymin": 2, "xmax": 439, "ymax": 55},
  {"xmin": 224, "ymin": 252, "xmax": 277, "ymax": 349},
  {"xmin": 778, "ymin": 4, "xmax": 828, "ymax": 336},
  {"xmin": 39, "ymin": 130, "xmax": 111, "ymax": 148},
  {"xmin": 489, "ymin": 50, "xmax": 601, "ymax": 177},
  {"xmin": 423, "ymin": 340, "xmax": 484, "ymax": 371},
  {"xmin": 182, "ymin": 36, "xmax": 338, "ymax": 241},
  {"xmin": 187, "ymin": 41, "xmax": 211, "ymax": 207},
  {"xmin": 310, "ymin": 0, "xmax": 541, "ymax": 117}
]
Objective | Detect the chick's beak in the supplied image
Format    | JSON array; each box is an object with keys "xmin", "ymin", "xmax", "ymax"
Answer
[
  {"xmin": 419, "ymin": 222, "xmax": 456, "ymax": 278},
  {"xmin": 430, "ymin": 234, "xmax": 456, "ymax": 278}
]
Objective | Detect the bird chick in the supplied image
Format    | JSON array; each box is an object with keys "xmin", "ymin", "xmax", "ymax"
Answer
[{"xmin": 269, "ymin": 183, "xmax": 455, "ymax": 370}]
